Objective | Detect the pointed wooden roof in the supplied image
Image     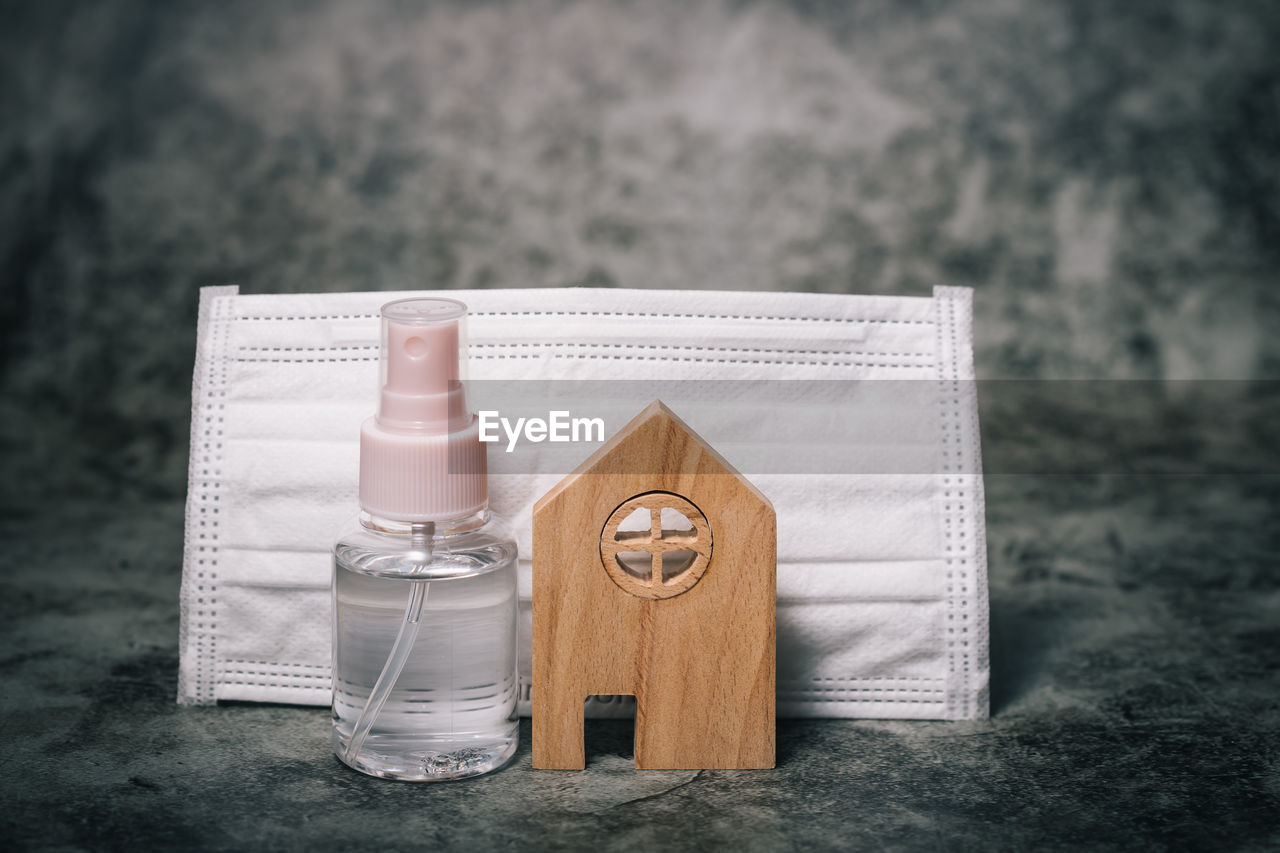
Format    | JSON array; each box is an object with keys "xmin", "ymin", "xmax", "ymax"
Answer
[{"xmin": 534, "ymin": 399, "xmax": 772, "ymax": 512}]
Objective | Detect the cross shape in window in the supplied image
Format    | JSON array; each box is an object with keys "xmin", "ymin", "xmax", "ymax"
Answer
[{"xmin": 600, "ymin": 492, "xmax": 713, "ymax": 599}]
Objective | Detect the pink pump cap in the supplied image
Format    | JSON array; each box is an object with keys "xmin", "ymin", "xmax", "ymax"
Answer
[{"xmin": 358, "ymin": 298, "xmax": 487, "ymax": 521}]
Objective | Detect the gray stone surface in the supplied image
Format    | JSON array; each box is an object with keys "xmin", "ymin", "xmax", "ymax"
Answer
[
  {"xmin": 3, "ymin": 472, "xmax": 1278, "ymax": 850},
  {"xmin": 2, "ymin": 0, "xmax": 1278, "ymax": 849}
]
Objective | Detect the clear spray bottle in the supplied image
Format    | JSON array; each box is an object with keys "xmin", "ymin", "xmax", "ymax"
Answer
[{"xmin": 332, "ymin": 298, "xmax": 519, "ymax": 780}]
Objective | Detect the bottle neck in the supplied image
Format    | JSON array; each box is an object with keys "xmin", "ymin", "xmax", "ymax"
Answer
[{"xmin": 358, "ymin": 507, "xmax": 490, "ymax": 537}]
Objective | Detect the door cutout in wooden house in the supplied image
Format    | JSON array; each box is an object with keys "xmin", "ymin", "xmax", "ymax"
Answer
[{"xmin": 583, "ymin": 694, "xmax": 637, "ymax": 765}]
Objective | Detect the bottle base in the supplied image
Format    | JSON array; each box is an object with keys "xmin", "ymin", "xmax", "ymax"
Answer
[{"xmin": 333, "ymin": 728, "xmax": 519, "ymax": 781}]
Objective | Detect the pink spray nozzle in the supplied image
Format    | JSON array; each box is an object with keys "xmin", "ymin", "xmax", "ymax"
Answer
[
  {"xmin": 377, "ymin": 298, "xmax": 470, "ymax": 432},
  {"xmin": 360, "ymin": 297, "xmax": 488, "ymax": 521}
]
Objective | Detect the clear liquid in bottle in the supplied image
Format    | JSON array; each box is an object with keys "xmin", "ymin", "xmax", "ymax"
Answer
[{"xmin": 331, "ymin": 512, "xmax": 519, "ymax": 781}]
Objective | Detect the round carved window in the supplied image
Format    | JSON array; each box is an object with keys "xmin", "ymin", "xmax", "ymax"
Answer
[{"xmin": 600, "ymin": 491, "xmax": 713, "ymax": 599}]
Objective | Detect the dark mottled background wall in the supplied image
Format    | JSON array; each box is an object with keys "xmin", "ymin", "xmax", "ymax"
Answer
[{"xmin": 2, "ymin": 0, "xmax": 1278, "ymax": 502}]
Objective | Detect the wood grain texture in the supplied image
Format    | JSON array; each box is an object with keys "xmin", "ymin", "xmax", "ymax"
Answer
[{"xmin": 533, "ymin": 400, "xmax": 776, "ymax": 770}]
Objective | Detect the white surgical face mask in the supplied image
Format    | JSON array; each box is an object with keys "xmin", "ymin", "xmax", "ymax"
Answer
[{"xmin": 179, "ymin": 285, "xmax": 988, "ymax": 720}]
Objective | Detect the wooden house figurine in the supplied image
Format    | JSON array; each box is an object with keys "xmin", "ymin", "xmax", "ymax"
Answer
[{"xmin": 532, "ymin": 400, "xmax": 776, "ymax": 770}]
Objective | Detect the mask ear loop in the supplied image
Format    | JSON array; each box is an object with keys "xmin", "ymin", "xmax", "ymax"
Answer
[{"xmin": 343, "ymin": 522, "xmax": 434, "ymax": 767}]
